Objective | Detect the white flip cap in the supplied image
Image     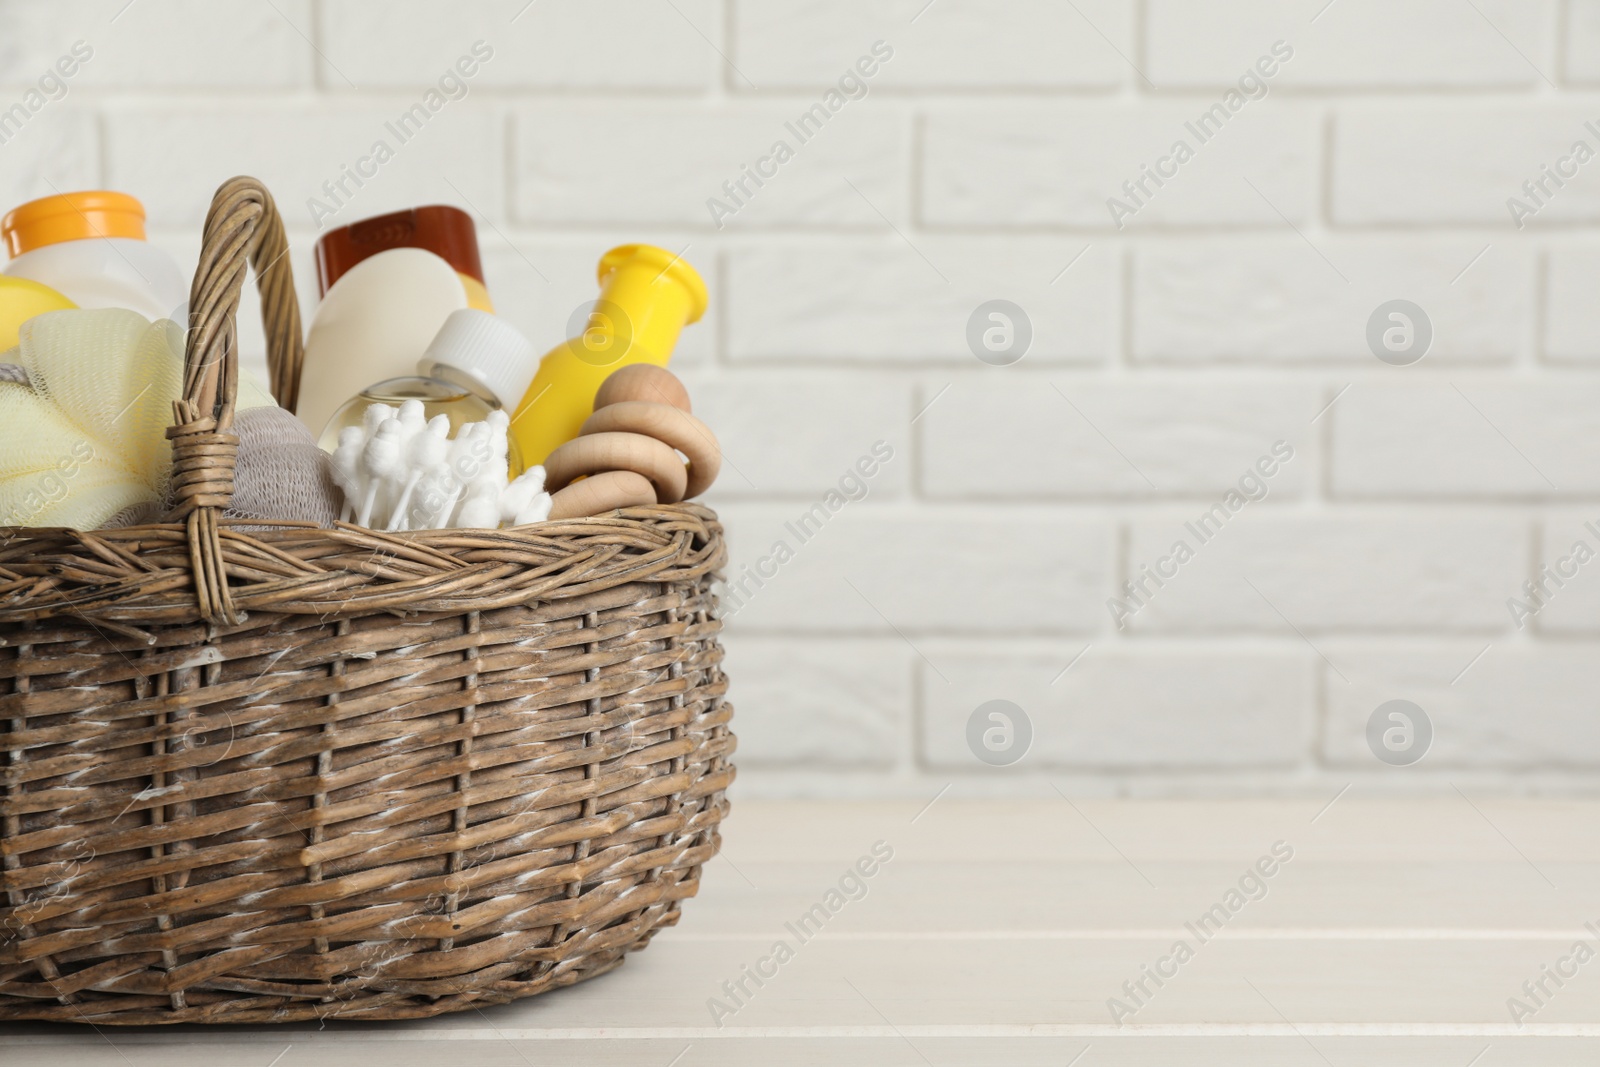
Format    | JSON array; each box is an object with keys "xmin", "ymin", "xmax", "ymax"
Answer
[{"xmin": 419, "ymin": 308, "xmax": 537, "ymax": 409}]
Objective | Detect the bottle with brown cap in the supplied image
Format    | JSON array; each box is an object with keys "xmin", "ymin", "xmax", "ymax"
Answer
[{"xmin": 315, "ymin": 204, "xmax": 494, "ymax": 313}]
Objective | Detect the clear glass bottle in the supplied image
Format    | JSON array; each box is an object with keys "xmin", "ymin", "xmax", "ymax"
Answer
[{"xmin": 318, "ymin": 309, "xmax": 537, "ymax": 471}]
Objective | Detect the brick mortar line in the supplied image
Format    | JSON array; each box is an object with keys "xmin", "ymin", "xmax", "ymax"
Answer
[{"xmin": 58, "ymin": 88, "xmax": 1600, "ymax": 101}]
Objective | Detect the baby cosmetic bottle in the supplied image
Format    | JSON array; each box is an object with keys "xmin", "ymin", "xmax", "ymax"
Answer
[
  {"xmin": 296, "ymin": 248, "xmax": 467, "ymax": 437},
  {"xmin": 315, "ymin": 205, "xmax": 494, "ymax": 313},
  {"xmin": 0, "ymin": 276, "xmax": 74, "ymax": 352},
  {"xmin": 509, "ymin": 244, "xmax": 707, "ymax": 468},
  {"xmin": 2, "ymin": 191, "xmax": 189, "ymax": 323}
]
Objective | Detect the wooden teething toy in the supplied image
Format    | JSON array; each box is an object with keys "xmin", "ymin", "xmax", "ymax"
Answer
[
  {"xmin": 547, "ymin": 469, "xmax": 655, "ymax": 520},
  {"xmin": 581, "ymin": 401, "xmax": 721, "ymax": 500},
  {"xmin": 538, "ymin": 365, "xmax": 722, "ymax": 518},
  {"xmin": 544, "ymin": 430, "xmax": 688, "ymax": 503},
  {"xmin": 594, "ymin": 363, "xmax": 691, "ymax": 413}
]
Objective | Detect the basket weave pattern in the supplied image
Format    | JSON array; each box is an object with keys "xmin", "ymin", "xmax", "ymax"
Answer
[{"xmin": 0, "ymin": 179, "xmax": 734, "ymax": 1024}]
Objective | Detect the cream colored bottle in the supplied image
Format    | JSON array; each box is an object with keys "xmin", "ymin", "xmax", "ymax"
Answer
[{"xmin": 296, "ymin": 248, "xmax": 466, "ymax": 438}]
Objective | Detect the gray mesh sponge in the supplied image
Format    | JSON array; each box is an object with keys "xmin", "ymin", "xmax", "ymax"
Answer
[{"xmin": 226, "ymin": 405, "xmax": 341, "ymax": 527}]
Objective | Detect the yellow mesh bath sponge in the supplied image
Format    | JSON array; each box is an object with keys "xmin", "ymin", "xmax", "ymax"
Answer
[{"xmin": 0, "ymin": 308, "xmax": 185, "ymax": 529}]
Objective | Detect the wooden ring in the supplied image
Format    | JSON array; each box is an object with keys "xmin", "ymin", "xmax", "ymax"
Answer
[
  {"xmin": 547, "ymin": 470, "xmax": 656, "ymax": 520},
  {"xmin": 580, "ymin": 401, "xmax": 721, "ymax": 500},
  {"xmin": 544, "ymin": 431, "xmax": 689, "ymax": 503},
  {"xmin": 594, "ymin": 364, "xmax": 691, "ymax": 413}
]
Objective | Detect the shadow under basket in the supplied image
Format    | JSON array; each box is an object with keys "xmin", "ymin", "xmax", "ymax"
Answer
[{"xmin": 0, "ymin": 178, "xmax": 735, "ymax": 1024}]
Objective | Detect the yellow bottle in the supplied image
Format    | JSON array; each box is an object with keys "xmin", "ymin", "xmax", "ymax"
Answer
[
  {"xmin": 509, "ymin": 244, "xmax": 707, "ymax": 468},
  {"xmin": 0, "ymin": 276, "xmax": 75, "ymax": 353}
]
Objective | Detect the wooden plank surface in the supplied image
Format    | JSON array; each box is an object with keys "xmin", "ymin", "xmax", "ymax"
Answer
[{"xmin": 5, "ymin": 797, "xmax": 1600, "ymax": 1064}]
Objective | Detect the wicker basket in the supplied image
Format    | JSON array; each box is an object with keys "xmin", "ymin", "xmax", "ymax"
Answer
[{"xmin": 0, "ymin": 178, "xmax": 735, "ymax": 1024}]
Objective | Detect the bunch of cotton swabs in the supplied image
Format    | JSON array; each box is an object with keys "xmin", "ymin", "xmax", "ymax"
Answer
[{"xmin": 329, "ymin": 400, "xmax": 551, "ymax": 531}]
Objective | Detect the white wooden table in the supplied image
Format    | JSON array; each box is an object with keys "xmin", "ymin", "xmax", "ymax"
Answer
[{"xmin": 6, "ymin": 797, "xmax": 1600, "ymax": 1064}]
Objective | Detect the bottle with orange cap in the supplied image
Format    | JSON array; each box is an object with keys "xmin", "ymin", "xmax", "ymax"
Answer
[
  {"xmin": 2, "ymin": 191, "xmax": 189, "ymax": 323},
  {"xmin": 508, "ymin": 244, "xmax": 707, "ymax": 468}
]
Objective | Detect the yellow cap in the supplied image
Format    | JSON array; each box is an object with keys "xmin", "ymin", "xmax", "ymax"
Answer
[
  {"xmin": 591, "ymin": 244, "xmax": 708, "ymax": 363},
  {"xmin": 2, "ymin": 191, "xmax": 148, "ymax": 259},
  {"xmin": 508, "ymin": 245, "xmax": 708, "ymax": 468}
]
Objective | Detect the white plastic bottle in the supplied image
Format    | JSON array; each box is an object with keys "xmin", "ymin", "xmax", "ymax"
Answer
[{"xmin": 1, "ymin": 191, "xmax": 190, "ymax": 324}]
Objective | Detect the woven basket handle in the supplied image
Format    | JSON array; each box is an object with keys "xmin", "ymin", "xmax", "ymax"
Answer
[{"xmin": 166, "ymin": 176, "xmax": 304, "ymax": 624}]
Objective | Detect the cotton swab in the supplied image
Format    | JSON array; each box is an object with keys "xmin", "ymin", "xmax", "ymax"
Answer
[
  {"xmin": 373, "ymin": 400, "xmax": 423, "ymax": 520},
  {"xmin": 455, "ymin": 485, "xmax": 501, "ymax": 529},
  {"xmin": 364, "ymin": 402, "xmax": 395, "ymax": 432},
  {"xmin": 389, "ymin": 414, "xmax": 450, "ymax": 532},
  {"xmin": 429, "ymin": 423, "xmax": 487, "ymax": 528},
  {"xmin": 485, "ymin": 409, "xmax": 512, "ymax": 480},
  {"xmin": 331, "ymin": 426, "xmax": 364, "ymax": 523},
  {"xmin": 356, "ymin": 420, "xmax": 403, "ymax": 528},
  {"xmin": 513, "ymin": 492, "xmax": 552, "ymax": 526},
  {"xmin": 500, "ymin": 467, "xmax": 547, "ymax": 526},
  {"xmin": 446, "ymin": 425, "xmax": 505, "ymax": 529},
  {"xmin": 332, "ymin": 401, "xmax": 540, "ymax": 532}
]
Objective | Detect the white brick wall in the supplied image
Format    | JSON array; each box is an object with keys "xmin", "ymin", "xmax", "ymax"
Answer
[
  {"xmin": 1123, "ymin": 515, "xmax": 1525, "ymax": 632},
  {"xmin": 733, "ymin": 0, "xmax": 1133, "ymax": 90},
  {"xmin": 0, "ymin": 0, "xmax": 313, "ymax": 89},
  {"xmin": 1133, "ymin": 240, "xmax": 1528, "ymax": 363},
  {"xmin": 512, "ymin": 105, "xmax": 909, "ymax": 227},
  {"xmin": 319, "ymin": 0, "xmax": 719, "ymax": 90},
  {"xmin": 727, "ymin": 241, "xmax": 1115, "ymax": 363},
  {"xmin": 1330, "ymin": 382, "xmax": 1600, "ymax": 496},
  {"xmin": 6, "ymin": 0, "xmax": 1599, "ymax": 796},
  {"xmin": 1332, "ymin": 107, "xmax": 1600, "ymax": 226},
  {"xmin": 923, "ymin": 104, "xmax": 1319, "ymax": 227},
  {"xmin": 923, "ymin": 650, "xmax": 1313, "ymax": 770},
  {"xmin": 1145, "ymin": 0, "xmax": 1550, "ymax": 89},
  {"xmin": 919, "ymin": 382, "xmax": 1318, "ymax": 498},
  {"xmin": 1321, "ymin": 643, "xmax": 1600, "ymax": 767}
]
